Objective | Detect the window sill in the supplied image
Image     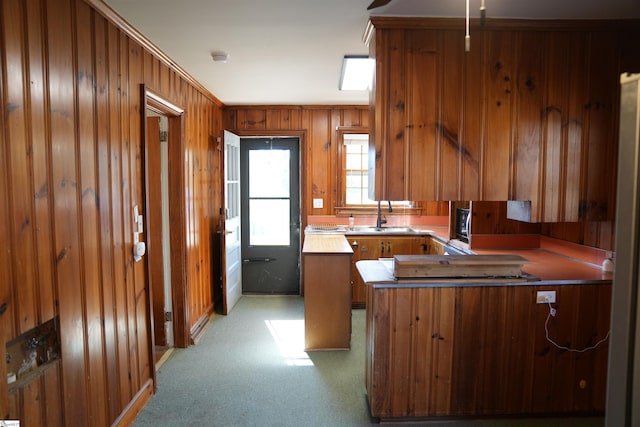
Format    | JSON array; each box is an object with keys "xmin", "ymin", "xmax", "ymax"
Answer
[{"xmin": 334, "ymin": 206, "xmax": 423, "ymax": 216}]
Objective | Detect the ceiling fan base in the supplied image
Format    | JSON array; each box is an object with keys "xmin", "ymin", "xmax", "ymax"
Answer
[{"xmin": 368, "ymin": 0, "xmax": 393, "ymax": 10}]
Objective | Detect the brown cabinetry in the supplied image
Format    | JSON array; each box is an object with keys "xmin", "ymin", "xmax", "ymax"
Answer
[
  {"xmin": 302, "ymin": 235, "xmax": 353, "ymax": 350},
  {"xmin": 364, "ymin": 281, "xmax": 611, "ymax": 419},
  {"xmin": 348, "ymin": 236, "xmax": 428, "ymax": 307},
  {"xmin": 428, "ymin": 237, "xmax": 446, "ymax": 255},
  {"xmin": 367, "ymin": 18, "xmax": 638, "ymax": 222}
]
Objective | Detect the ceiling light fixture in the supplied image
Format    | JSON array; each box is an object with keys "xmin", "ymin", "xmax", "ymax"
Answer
[
  {"xmin": 211, "ymin": 51, "xmax": 229, "ymax": 63},
  {"xmin": 339, "ymin": 56, "xmax": 374, "ymax": 91}
]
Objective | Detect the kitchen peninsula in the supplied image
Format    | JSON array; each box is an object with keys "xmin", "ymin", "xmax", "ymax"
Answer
[
  {"xmin": 303, "ymin": 226, "xmax": 613, "ymax": 422},
  {"xmin": 357, "ymin": 253, "xmax": 611, "ymax": 421}
]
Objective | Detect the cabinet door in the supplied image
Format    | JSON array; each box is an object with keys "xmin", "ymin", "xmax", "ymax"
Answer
[
  {"xmin": 382, "ymin": 236, "xmax": 427, "ymax": 257},
  {"xmin": 349, "ymin": 236, "xmax": 428, "ymax": 307},
  {"xmin": 429, "ymin": 238, "xmax": 446, "ymax": 255},
  {"xmin": 370, "ymin": 20, "xmax": 623, "ymax": 222},
  {"xmin": 348, "ymin": 237, "xmax": 384, "ymax": 307}
]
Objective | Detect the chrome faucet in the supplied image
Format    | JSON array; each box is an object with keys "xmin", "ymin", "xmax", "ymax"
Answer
[{"xmin": 376, "ymin": 201, "xmax": 392, "ymax": 229}]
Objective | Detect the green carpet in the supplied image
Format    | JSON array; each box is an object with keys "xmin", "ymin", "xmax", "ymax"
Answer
[{"xmin": 133, "ymin": 295, "xmax": 604, "ymax": 427}]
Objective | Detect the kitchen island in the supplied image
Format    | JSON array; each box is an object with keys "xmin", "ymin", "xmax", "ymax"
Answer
[
  {"xmin": 357, "ymin": 258, "xmax": 612, "ymax": 421},
  {"xmin": 302, "ymin": 234, "xmax": 353, "ymax": 350}
]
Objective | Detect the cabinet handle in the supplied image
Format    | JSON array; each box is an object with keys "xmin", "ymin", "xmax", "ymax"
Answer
[
  {"xmin": 381, "ymin": 241, "xmax": 385, "ymax": 255},
  {"xmin": 351, "ymin": 240, "xmax": 358, "ymax": 248},
  {"xmin": 387, "ymin": 242, "xmax": 391, "ymax": 253}
]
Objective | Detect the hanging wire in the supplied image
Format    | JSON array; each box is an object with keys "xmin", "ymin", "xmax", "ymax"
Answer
[{"xmin": 544, "ymin": 301, "xmax": 610, "ymax": 353}]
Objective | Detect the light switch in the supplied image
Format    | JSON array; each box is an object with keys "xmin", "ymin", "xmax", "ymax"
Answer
[{"xmin": 313, "ymin": 198, "xmax": 323, "ymax": 209}]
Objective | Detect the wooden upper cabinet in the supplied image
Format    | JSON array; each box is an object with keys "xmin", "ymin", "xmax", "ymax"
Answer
[
  {"xmin": 368, "ymin": 22, "xmax": 501, "ymax": 203},
  {"xmin": 367, "ymin": 18, "xmax": 639, "ymax": 222}
]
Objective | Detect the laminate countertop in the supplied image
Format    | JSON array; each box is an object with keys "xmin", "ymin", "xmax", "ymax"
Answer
[{"xmin": 304, "ymin": 226, "xmax": 613, "ymax": 285}]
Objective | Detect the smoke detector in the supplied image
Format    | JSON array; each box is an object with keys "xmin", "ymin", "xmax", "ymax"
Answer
[{"xmin": 211, "ymin": 51, "xmax": 229, "ymax": 63}]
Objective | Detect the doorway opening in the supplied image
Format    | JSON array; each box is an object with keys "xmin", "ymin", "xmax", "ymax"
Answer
[
  {"xmin": 143, "ymin": 88, "xmax": 188, "ymax": 372},
  {"xmin": 240, "ymin": 137, "xmax": 301, "ymax": 295}
]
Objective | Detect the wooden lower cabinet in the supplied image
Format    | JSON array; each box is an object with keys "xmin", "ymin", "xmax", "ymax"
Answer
[
  {"xmin": 347, "ymin": 236, "xmax": 429, "ymax": 307},
  {"xmin": 302, "ymin": 235, "xmax": 353, "ymax": 350},
  {"xmin": 428, "ymin": 237, "xmax": 446, "ymax": 255},
  {"xmin": 365, "ymin": 283, "xmax": 611, "ymax": 419}
]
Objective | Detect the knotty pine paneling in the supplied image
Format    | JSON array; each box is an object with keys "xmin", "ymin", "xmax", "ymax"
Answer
[
  {"xmin": 224, "ymin": 105, "xmax": 368, "ymax": 221},
  {"xmin": 483, "ymin": 30, "xmax": 514, "ymax": 201},
  {"xmin": 0, "ymin": 0, "xmax": 223, "ymax": 425},
  {"xmin": 224, "ymin": 105, "xmax": 449, "ymax": 223},
  {"xmin": 366, "ymin": 283, "xmax": 611, "ymax": 418}
]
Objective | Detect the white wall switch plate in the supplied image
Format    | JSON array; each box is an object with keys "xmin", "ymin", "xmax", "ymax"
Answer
[
  {"xmin": 313, "ymin": 198, "xmax": 323, "ymax": 209},
  {"xmin": 536, "ymin": 291, "xmax": 556, "ymax": 304}
]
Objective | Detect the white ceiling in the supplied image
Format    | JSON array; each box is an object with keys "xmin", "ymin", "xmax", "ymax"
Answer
[{"xmin": 103, "ymin": 0, "xmax": 640, "ymax": 106}]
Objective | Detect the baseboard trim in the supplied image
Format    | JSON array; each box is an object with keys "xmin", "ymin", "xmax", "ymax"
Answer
[
  {"xmin": 190, "ymin": 307, "xmax": 213, "ymax": 345},
  {"xmin": 111, "ymin": 378, "xmax": 154, "ymax": 427}
]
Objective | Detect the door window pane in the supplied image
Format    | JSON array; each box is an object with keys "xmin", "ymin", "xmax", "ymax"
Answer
[
  {"xmin": 249, "ymin": 150, "xmax": 290, "ymax": 198},
  {"xmin": 249, "ymin": 199, "xmax": 290, "ymax": 246}
]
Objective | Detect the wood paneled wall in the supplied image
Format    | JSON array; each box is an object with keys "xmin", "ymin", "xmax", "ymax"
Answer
[
  {"xmin": 223, "ymin": 106, "xmax": 448, "ymax": 225},
  {"xmin": 471, "ymin": 201, "xmax": 615, "ymax": 250},
  {"xmin": 223, "ymin": 106, "xmax": 368, "ymax": 223},
  {"xmin": 0, "ymin": 0, "xmax": 223, "ymax": 425}
]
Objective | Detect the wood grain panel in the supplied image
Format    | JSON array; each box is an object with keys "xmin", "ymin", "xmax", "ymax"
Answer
[
  {"xmin": 542, "ymin": 32, "xmax": 568, "ymax": 222},
  {"xmin": 106, "ymin": 22, "xmax": 130, "ymax": 411},
  {"xmin": 366, "ymin": 283, "xmax": 610, "ymax": 419},
  {"xmin": 75, "ymin": 2, "xmax": 110, "ymax": 423},
  {"xmin": 435, "ymin": 288, "xmax": 455, "ymax": 413},
  {"xmin": 582, "ymin": 32, "xmax": 619, "ymax": 222},
  {"xmin": 26, "ymin": 0, "xmax": 56, "ymax": 324},
  {"xmin": 512, "ymin": 31, "xmax": 546, "ymax": 218},
  {"xmin": 406, "ymin": 30, "xmax": 438, "ymax": 201},
  {"xmin": 562, "ymin": 33, "xmax": 587, "ymax": 223},
  {"xmin": 129, "ymin": 39, "xmax": 151, "ymax": 389},
  {"xmin": 21, "ymin": 375, "xmax": 42, "ymax": 426},
  {"xmin": 308, "ymin": 109, "xmax": 332, "ymax": 214},
  {"xmin": 43, "ymin": 361, "xmax": 63, "ymax": 426},
  {"xmin": 483, "ymin": 30, "xmax": 513, "ymax": 200},
  {"xmin": 0, "ymin": 20, "xmax": 12, "ymax": 417},
  {"xmin": 48, "ymin": 0, "xmax": 89, "ymax": 421},
  {"xmin": 460, "ymin": 31, "xmax": 484, "ymax": 201},
  {"xmin": 439, "ymin": 30, "xmax": 463, "ymax": 200},
  {"xmin": 412, "ymin": 288, "xmax": 436, "ymax": 415},
  {"xmin": 93, "ymin": 11, "xmax": 122, "ymax": 422},
  {"xmin": 385, "ymin": 30, "xmax": 409, "ymax": 200},
  {"xmin": 4, "ymin": 0, "xmax": 38, "ymax": 335}
]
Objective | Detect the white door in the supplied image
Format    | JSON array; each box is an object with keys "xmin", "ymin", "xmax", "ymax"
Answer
[{"xmin": 223, "ymin": 130, "xmax": 242, "ymax": 314}]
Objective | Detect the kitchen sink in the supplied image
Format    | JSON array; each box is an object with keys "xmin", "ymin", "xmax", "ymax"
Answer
[{"xmin": 349, "ymin": 226, "xmax": 416, "ymax": 234}]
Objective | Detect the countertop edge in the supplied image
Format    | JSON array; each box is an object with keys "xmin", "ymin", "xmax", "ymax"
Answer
[{"xmin": 356, "ymin": 259, "xmax": 612, "ymax": 288}]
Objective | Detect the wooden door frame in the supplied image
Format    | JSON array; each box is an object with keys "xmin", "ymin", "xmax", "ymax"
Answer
[
  {"xmin": 225, "ymin": 129, "xmax": 307, "ymax": 292},
  {"xmin": 142, "ymin": 88, "xmax": 189, "ymax": 379}
]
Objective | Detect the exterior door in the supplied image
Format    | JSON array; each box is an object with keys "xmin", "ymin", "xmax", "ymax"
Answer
[
  {"xmin": 240, "ymin": 138, "xmax": 300, "ymax": 294},
  {"xmin": 223, "ymin": 130, "xmax": 242, "ymax": 314}
]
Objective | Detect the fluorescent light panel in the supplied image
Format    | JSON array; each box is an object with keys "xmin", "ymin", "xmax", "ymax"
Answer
[{"xmin": 339, "ymin": 56, "xmax": 374, "ymax": 91}]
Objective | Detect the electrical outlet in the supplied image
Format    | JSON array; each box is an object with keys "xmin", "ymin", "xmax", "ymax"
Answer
[
  {"xmin": 313, "ymin": 198, "xmax": 323, "ymax": 209},
  {"xmin": 536, "ymin": 291, "xmax": 556, "ymax": 304}
]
